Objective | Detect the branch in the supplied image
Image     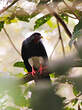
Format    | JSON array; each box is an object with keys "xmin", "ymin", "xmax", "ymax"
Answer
[
  {"xmin": 19, "ymin": 55, "xmax": 82, "ymax": 84},
  {"xmin": 46, "ymin": 5, "xmax": 72, "ymax": 38},
  {"xmin": 3, "ymin": 27, "xmax": 21, "ymax": 56},
  {"xmin": 18, "ymin": 38, "xmax": 82, "ymax": 84},
  {"xmin": 46, "ymin": 5, "xmax": 78, "ymax": 49},
  {"xmin": 63, "ymin": 0, "xmax": 80, "ymax": 20},
  {"xmin": 0, "ymin": 0, "xmax": 20, "ymax": 15},
  {"xmin": 57, "ymin": 6, "xmax": 77, "ymax": 19},
  {"xmin": 64, "ymin": 93, "xmax": 82, "ymax": 106},
  {"xmin": 57, "ymin": 20, "xmax": 65, "ymax": 56},
  {"xmin": 49, "ymin": 38, "xmax": 60, "ymax": 59},
  {"xmin": 19, "ymin": 57, "xmax": 82, "ymax": 84}
]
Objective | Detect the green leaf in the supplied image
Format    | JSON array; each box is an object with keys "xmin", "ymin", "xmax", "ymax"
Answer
[
  {"xmin": 14, "ymin": 61, "xmax": 25, "ymax": 68},
  {"xmin": 34, "ymin": 14, "xmax": 52, "ymax": 30},
  {"xmin": 73, "ymin": 18, "xmax": 82, "ymax": 34},
  {"xmin": 0, "ymin": 14, "xmax": 17, "ymax": 24},
  {"xmin": 69, "ymin": 29, "xmax": 82, "ymax": 48},
  {"xmin": 60, "ymin": 14, "xmax": 68, "ymax": 23},
  {"xmin": 16, "ymin": 13, "xmax": 38, "ymax": 23},
  {"xmin": 17, "ymin": 15, "xmax": 30, "ymax": 22},
  {"xmin": 69, "ymin": 18, "xmax": 82, "ymax": 47},
  {"xmin": 6, "ymin": 106, "xmax": 20, "ymax": 110},
  {"xmin": 5, "ymin": 18, "xmax": 18, "ymax": 24},
  {"xmin": 72, "ymin": 99, "xmax": 78, "ymax": 106},
  {"xmin": 0, "ymin": 21, "xmax": 4, "ymax": 31},
  {"xmin": 73, "ymin": 87, "xmax": 79, "ymax": 96}
]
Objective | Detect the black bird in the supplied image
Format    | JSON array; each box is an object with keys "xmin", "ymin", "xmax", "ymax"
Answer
[{"xmin": 21, "ymin": 32, "xmax": 48, "ymax": 77}]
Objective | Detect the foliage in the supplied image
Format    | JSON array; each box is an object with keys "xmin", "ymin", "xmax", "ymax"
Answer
[
  {"xmin": 14, "ymin": 61, "xmax": 25, "ymax": 68},
  {"xmin": 72, "ymin": 99, "xmax": 78, "ymax": 106},
  {"xmin": 69, "ymin": 18, "xmax": 82, "ymax": 47},
  {"xmin": 16, "ymin": 12, "xmax": 38, "ymax": 23},
  {"xmin": 0, "ymin": 76, "xmax": 30, "ymax": 110},
  {"xmin": 60, "ymin": 14, "xmax": 68, "ymax": 23},
  {"xmin": 30, "ymin": 81, "xmax": 64, "ymax": 110},
  {"xmin": 73, "ymin": 87, "xmax": 80, "ymax": 96},
  {"xmin": 6, "ymin": 107, "xmax": 20, "ymax": 110},
  {"xmin": 34, "ymin": 14, "xmax": 52, "ymax": 30}
]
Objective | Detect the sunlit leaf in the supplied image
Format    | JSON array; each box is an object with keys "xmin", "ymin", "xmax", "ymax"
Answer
[
  {"xmin": 34, "ymin": 14, "xmax": 52, "ymax": 30},
  {"xmin": 5, "ymin": 18, "xmax": 18, "ymax": 24},
  {"xmin": 49, "ymin": 73, "xmax": 55, "ymax": 78},
  {"xmin": 47, "ymin": 19, "xmax": 57, "ymax": 29}
]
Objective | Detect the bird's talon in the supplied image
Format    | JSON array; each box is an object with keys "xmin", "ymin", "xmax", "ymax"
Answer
[
  {"xmin": 28, "ymin": 66, "xmax": 36, "ymax": 76},
  {"xmin": 38, "ymin": 65, "xmax": 47, "ymax": 75}
]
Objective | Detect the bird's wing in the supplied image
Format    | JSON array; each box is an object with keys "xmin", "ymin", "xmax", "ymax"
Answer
[
  {"xmin": 21, "ymin": 38, "xmax": 32, "ymax": 72},
  {"xmin": 38, "ymin": 41, "xmax": 48, "ymax": 60}
]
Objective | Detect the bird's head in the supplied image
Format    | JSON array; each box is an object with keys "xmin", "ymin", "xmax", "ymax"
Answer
[{"xmin": 30, "ymin": 33, "xmax": 43, "ymax": 43}]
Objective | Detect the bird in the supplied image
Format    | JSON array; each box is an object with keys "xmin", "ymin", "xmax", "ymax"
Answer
[{"xmin": 21, "ymin": 32, "xmax": 49, "ymax": 78}]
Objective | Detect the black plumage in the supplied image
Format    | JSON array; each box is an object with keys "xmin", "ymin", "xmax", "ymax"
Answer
[{"xmin": 21, "ymin": 32, "xmax": 48, "ymax": 76}]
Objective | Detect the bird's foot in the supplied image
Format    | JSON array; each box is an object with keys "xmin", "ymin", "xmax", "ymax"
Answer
[
  {"xmin": 38, "ymin": 64, "xmax": 47, "ymax": 74},
  {"xmin": 28, "ymin": 66, "xmax": 36, "ymax": 76}
]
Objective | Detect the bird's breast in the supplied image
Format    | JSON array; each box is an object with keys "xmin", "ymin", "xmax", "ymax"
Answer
[{"xmin": 28, "ymin": 56, "xmax": 44, "ymax": 69}]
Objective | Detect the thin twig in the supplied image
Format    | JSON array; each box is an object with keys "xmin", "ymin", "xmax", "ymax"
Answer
[
  {"xmin": 0, "ymin": 0, "xmax": 20, "ymax": 15},
  {"xmin": 3, "ymin": 27, "xmax": 21, "ymax": 56},
  {"xmin": 49, "ymin": 38, "xmax": 60, "ymax": 59},
  {"xmin": 46, "ymin": 5, "xmax": 72, "ymax": 38},
  {"xmin": 64, "ymin": 13, "xmax": 77, "ymax": 19},
  {"xmin": 57, "ymin": 20, "xmax": 65, "ymax": 56},
  {"xmin": 46, "ymin": 5, "xmax": 78, "ymax": 50},
  {"xmin": 63, "ymin": 0, "xmax": 80, "ymax": 20},
  {"xmin": 57, "ymin": 6, "xmax": 77, "ymax": 19},
  {"xmin": 65, "ymin": 93, "xmax": 82, "ymax": 106}
]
